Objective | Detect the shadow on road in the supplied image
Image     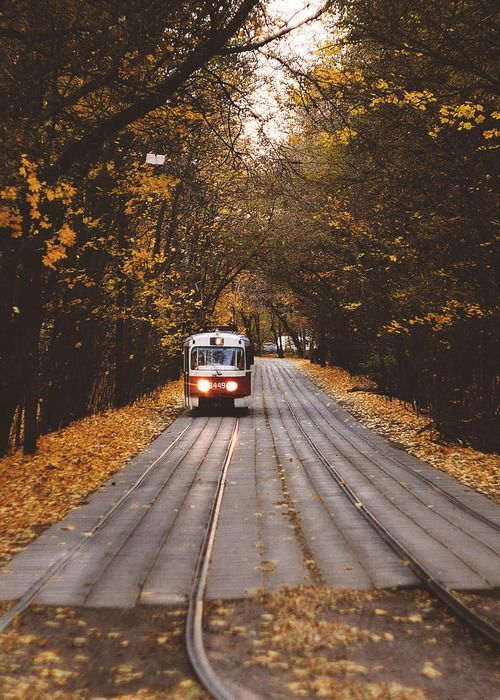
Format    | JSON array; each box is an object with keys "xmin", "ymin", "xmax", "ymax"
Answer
[{"xmin": 191, "ymin": 402, "xmax": 249, "ymax": 418}]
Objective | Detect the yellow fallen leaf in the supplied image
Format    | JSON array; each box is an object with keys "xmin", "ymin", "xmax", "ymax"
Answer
[
  {"xmin": 293, "ymin": 669, "xmax": 309, "ymax": 679},
  {"xmin": 374, "ymin": 608, "xmax": 388, "ymax": 615},
  {"xmin": 332, "ymin": 660, "xmax": 367, "ymax": 674},
  {"xmin": 35, "ymin": 650, "xmax": 60, "ymax": 663},
  {"xmin": 72, "ymin": 637, "xmax": 87, "ymax": 647},
  {"xmin": 258, "ymin": 563, "xmax": 276, "ymax": 572},
  {"xmin": 421, "ymin": 662, "xmax": 442, "ymax": 678},
  {"xmin": 51, "ymin": 668, "xmax": 73, "ymax": 684}
]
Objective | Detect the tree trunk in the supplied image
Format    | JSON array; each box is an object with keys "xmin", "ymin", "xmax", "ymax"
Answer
[
  {"xmin": 0, "ymin": 238, "xmax": 22, "ymax": 454},
  {"xmin": 318, "ymin": 327, "xmax": 327, "ymax": 368},
  {"xmin": 271, "ymin": 305, "xmax": 304, "ymax": 357},
  {"xmin": 114, "ymin": 295, "xmax": 127, "ymax": 408},
  {"xmin": 22, "ymin": 245, "xmax": 43, "ymax": 454}
]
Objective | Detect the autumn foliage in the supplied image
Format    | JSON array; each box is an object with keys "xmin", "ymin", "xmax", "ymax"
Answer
[
  {"xmin": 0, "ymin": 1, "xmax": 498, "ymax": 453},
  {"xmin": 0, "ymin": 1, "xmax": 269, "ymax": 455},
  {"xmin": 248, "ymin": 0, "xmax": 499, "ymax": 449}
]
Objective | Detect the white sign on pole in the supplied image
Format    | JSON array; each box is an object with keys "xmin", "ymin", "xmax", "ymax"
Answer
[{"xmin": 145, "ymin": 153, "xmax": 166, "ymax": 165}]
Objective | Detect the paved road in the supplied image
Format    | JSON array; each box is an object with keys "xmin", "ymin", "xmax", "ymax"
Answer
[{"xmin": 1, "ymin": 360, "xmax": 499, "ymax": 607}]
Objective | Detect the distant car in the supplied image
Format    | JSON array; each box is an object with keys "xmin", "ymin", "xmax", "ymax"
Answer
[{"xmin": 262, "ymin": 341, "xmax": 278, "ymax": 354}]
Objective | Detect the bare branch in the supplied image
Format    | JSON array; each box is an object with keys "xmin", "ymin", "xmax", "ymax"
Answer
[{"xmin": 216, "ymin": 1, "xmax": 331, "ymax": 56}]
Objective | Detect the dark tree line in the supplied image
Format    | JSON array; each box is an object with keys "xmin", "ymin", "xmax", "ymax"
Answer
[
  {"xmin": 252, "ymin": 0, "xmax": 499, "ymax": 449},
  {"xmin": 1, "ymin": 0, "xmax": 497, "ymax": 456},
  {"xmin": 0, "ymin": 0, "xmax": 302, "ymax": 454}
]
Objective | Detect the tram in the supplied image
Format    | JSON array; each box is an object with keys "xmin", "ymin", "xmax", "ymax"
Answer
[{"xmin": 183, "ymin": 328, "xmax": 254, "ymax": 410}]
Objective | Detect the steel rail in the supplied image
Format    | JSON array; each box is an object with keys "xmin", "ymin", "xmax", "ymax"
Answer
[
  {"xmin": 186, "ymin": 418, "xmax": 261, "ymax": 700},
  {"xmin": 0, "ymin": 420, "xmax": 193, "ymax": 634},
  {"xmin": 275, "ymin": 364, "xmax": 500, "ymax": 565},
  {"xmin": 81, "ymin": 416, "xmax": 219, "ymax": 604},
  {"xmin": 281, "ymin": 362, "xmax": 500, "ymax": 532},
  {"xmin": 272, "ymin": 369, "xmax": 500, "ymax": 647},
  {"xmin": 260, "ymin": 367, "xmax": 375, "ymax": 588}
]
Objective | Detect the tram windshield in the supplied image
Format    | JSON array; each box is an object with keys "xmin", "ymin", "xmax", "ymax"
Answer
[{"xmin": 191, "ymin": 346, "xmax": 244, "ymax": 371}]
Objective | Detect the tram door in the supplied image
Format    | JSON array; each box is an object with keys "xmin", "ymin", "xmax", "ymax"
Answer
[{"xmin": 183, "ymin": 347, "xmax": 190, "ymax": 406}]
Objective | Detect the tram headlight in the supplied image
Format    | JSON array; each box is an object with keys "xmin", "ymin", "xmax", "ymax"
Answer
[
  {"xmin": 197, "ymin": 379, "xmax": 211, "ymax": 393},
  {"xmin": 226, "ymin": 380, "xmax": 238, "ymax": 393}
]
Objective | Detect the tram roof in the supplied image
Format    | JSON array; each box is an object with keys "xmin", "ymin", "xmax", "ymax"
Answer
[{"xmin": 184, "ymin": 330, "xmax": 250, "ymax": 346}]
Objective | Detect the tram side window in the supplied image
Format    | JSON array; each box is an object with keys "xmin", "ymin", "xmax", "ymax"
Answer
[{"xmin": 190, "ymin": 348, "xmax": 200, "ymax": 370}]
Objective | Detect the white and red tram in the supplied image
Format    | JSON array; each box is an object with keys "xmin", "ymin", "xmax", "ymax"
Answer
[{"xmin": 183, "ymin": 328, "xmax": 254, "ymax": 410}]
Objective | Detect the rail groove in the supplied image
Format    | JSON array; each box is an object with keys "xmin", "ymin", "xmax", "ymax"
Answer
[
  {"xmin": 281, "ymin": 362, "xmax": 500, "ymax": 532},
  {"xmin": 0, "ymin": 421, "xmax": 193, "ymax": 634},
  {"xmin": 186, "ymin": 418, "xmax": 261, "ymax": 699},
  {"xmin": 275, "ymin": 364, "xmax": 500, "ymax": 569},
  {"xmin": 272, "ymin": 365, "xmax": 500, "ymax": 647}
]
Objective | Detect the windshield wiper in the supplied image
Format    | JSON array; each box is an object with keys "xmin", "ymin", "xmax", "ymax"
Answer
[{"xmin": 206, "ymin": 364, "xmax": 222, "ymax": 376}]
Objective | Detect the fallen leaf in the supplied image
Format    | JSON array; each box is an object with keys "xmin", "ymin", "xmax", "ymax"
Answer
[
  {"xmin": 72, "ymin": 637, "xmax": 87, "ymax": 647},
  {"xmin": 421, "ymin": 662, "xmax": 442, "ymax": 678}
]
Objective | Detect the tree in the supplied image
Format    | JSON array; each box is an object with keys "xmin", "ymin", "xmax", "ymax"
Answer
[
  {"xmin": 250, "ymin": 0, "xmax": 499, "ymax": 447},
  {"xmin": 1, "ymin": 0, "xmax": 302, "ymax": 453}
]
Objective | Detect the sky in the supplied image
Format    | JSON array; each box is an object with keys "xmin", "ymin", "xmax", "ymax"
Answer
[
  {"xmin": 245, "ymin": 0, "xmax": 330, "ymax": 144},
  {"xmin": 267, "ymin": 0, "xmax": 329, "ymax": 59}
]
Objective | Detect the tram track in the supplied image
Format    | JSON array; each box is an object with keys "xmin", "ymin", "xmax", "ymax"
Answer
[
  {"xmin": 185, "ymin": 419, "xmax": 251, "ymax": 699},
  {"xmin": 273, "ymin": 363, "xmax": 500, "ymax": 573},
  {"xmin": 260, "ymin": 366, "xmax": 378, "ymax": 589},
  {"xmin": 279, "ymin": 362, "xmax": 500, "ymax": 532},
  {"xmin": 82, "ymin": 415, "xmax": 221, "ymax": 607},
  {"xmin": 0, "ymin": 409, "xmax": 255, "ymax": 698},
  {"xmin": 267, "ymin": 362, "xmax": 500, "ymax": 647},
  {"xmin": 260, "ymin": 376, "xmax": 325, "ymax": 587},
  {"xmin": 0, "ymin": 419, "xmax": 194, "ymax": 634},
  {"xmin": 0, "ymin": 415, "xmax": 248, "ymax": 697},
  {"xmin": 0, "ymin": 358, "xmax": 498, "ymax": 700}
]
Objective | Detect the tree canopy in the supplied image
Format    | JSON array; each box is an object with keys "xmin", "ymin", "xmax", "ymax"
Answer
[{"xmin": 1, "ymin": 0, "xmax": 498, "ymax": 453}]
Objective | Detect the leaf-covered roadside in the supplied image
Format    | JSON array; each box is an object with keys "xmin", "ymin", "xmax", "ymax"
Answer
[
  {"xmin": 0, "ymin": 605, "xmax": 208, "ymax": 700},
  {"xmin": 293, "ymin": 360, "xmax": 499, "ymax": 504},
  {"xmin": 0, "ymin": 379, "xmax": 184, "ymax": 566},
  {"xmin": 207, "ymin": 586, "xmax": 499, "ymax": 699}
]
